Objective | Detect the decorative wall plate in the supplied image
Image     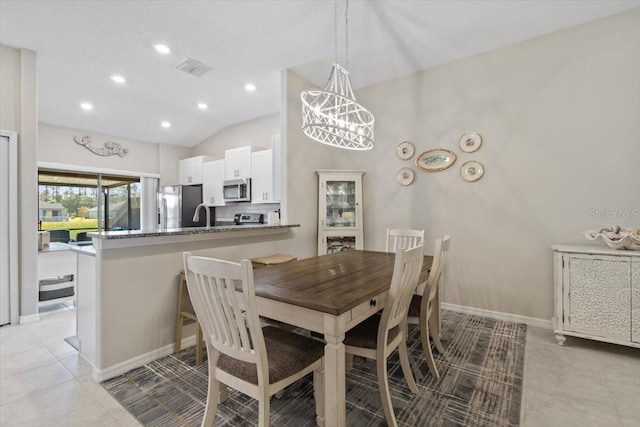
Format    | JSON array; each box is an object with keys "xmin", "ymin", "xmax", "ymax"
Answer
[
  {"xmin": 415, "ymin": 148, "xmax": 457, "ymax": 172},
  {"xmin": 460, "ymin": 161, "xmax": 484, "ymax": 182},
  {"xmin": 396, "ymin": 168, "xmax": 415, "ymax": 186},
  {"xmin": 396, "ymin": 141, "xmax": 415, "ymax": 160},
  {"xmin": 458, "ymin": 132, "xmax": 482, "ymax": 153}
]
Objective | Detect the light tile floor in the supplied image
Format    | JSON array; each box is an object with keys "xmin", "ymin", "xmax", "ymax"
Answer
[
  {"xmin": 0, "ymin": 304, "xmax": 141, "ymax": 427},
  {"xmin": 1, "ymin": 306, "xmax": 638, "ymax": 426},
  {"xmin": 520, "ymin": 326, "xmax": 640, "ymax": 426}
]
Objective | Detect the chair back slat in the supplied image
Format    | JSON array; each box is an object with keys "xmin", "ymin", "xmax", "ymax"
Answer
[
  {"xmin": 379, "ymin": 243, "xmax": 425, "ymax": 337},
  {"xmin": 425, "ymin": 235, "xmax": 451, "ymax": 304},
  {"xmin": 184, "ymin": 253, "xmax": 266, "ymax": 365},
  {"xmin": 386, "ymin": 228, "xmax": 425, "ymax": 252}
]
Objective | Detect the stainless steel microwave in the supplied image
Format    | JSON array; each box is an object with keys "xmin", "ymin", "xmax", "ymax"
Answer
[{"xmin": 223, "ymin": 178, "xmax": 251, "ymax": 202}]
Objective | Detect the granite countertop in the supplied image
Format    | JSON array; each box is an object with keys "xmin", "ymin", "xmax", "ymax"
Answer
[{"xmin": 88, "ymin": 223, "xmax": 300, "ymax": 240}]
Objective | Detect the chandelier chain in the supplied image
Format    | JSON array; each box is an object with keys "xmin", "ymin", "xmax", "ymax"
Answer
[
  {"xmin": 334, "ymin": 0, "xmax": 338, "ymax": 64},
  {"xmin": 345, "ymin": 0, "xmax": 349, "ymax": 68}
]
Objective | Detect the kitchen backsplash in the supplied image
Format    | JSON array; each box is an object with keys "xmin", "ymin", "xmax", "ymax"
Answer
[{"xmin": 215, "ymin": 203, "xmax": 280, "ymax": 223}]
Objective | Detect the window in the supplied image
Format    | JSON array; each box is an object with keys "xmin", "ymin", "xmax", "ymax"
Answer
[{"xmin": 38, "ymin": 170, "xmax": 140, "ymax": 240}]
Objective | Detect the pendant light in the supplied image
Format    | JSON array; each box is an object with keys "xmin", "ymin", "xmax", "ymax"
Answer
[{"xmin": 301, "ymin": 0, "xmax": 374, "ymax": 150}]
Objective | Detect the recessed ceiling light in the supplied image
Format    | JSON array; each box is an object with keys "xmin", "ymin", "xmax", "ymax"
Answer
[
  {"xmin": 154, "ymin": 44, "xmax": 171, "ymax": 54},
  {"xmin": 80, "ymin": 102, "xmax": 93, "ymax": 111},
  {"xmin": 161, "ymin": 121, "xmax": 171, "ymax": 128},
  {"xmin": 245, "ymin": 83, "xmax": 256, "ymax": 92},
  {"xmin": 111, "ymin": 75, "xmax": 126, "ymax": 84},
  {"xmin": 197, "ymin": 102, "xmax": 208, "ymax": 110}
]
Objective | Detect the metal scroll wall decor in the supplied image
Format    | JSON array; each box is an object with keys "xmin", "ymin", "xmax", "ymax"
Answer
[{"xmin": 74, "ymin": 136, "xmax": 129, "ymax": 157}]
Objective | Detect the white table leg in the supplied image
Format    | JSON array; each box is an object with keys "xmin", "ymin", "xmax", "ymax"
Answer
[{"xmin": 323, "ymin": 315, "xmax": 346, "ymax": 427}]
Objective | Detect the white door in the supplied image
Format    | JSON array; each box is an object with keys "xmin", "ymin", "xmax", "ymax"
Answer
[{"xmin": 1, "ymin": 134, "xmax": 12, "ymax": 325}]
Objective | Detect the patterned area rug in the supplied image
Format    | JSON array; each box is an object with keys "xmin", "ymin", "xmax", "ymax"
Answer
[{"xmin": 102, "ymin": 311, "xmax": 526, "ymax": 426}]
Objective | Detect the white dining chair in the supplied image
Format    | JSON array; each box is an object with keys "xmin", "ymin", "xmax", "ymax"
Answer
[
  {"xmin": 385, "ymin": 228, "xmax": 425, "ymax": 252},
  {"xmin": 344, "ymin": 242, "xmax": 425, "ymax": 427},
  {"xmin": 407, "ymin": 235, "xmax": 451, "ymax": 379},
  {"xmin": 183, "ymin": 252, "xmax": 325, "ymax": 427}
]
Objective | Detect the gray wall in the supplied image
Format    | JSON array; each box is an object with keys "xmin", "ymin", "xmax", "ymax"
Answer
[
  {"xmin": 158, "ymin": 144, "xmax": 191, "ymax": 186},
  {"xmin": 39, "ymin": 123, "xmax": 161, "ymax": 174},
  {"xmin": 0, "ymin": 45, "xmax": 39, "ymax": 319},
  {"xmin": 285, "ymin": 9, "xmax": 640, "ymax": 320},
  {"xmin": 191, "ymin": 114, "xmax": 279, "ymax": 158}
]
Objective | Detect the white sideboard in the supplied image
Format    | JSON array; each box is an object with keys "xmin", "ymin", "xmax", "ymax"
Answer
[{"xmin": 552, "ymin": 244, "xmax": 640, "ymax": 348}]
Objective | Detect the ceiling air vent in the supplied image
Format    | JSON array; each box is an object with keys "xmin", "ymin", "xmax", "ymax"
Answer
[{"xmin": 175, "ymin": 57, "xmax": 213, "ymax": 77}]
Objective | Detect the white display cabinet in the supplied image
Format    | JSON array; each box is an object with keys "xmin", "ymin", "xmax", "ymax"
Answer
[
  {"xmin": 552, "ymin": 245, "xmax": 640, "ymax": 348},
  {"xmin": 316, "ymin": 170, "xmax": 365, "ymax": 256}
]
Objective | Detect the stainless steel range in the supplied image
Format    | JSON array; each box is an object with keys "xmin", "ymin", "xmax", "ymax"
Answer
[{"xmin": 234, "ymin": 213, "xmax": 264, "ymax": 225}]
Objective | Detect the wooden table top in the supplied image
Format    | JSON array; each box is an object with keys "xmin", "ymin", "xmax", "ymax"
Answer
[{"xmin": 252, "ymin": 250, "xmax": 433, "ymax": 315}]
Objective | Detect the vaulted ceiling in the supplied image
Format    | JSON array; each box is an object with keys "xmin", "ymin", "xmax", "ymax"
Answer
[{"xmin": 1, "ymin": 1, "xmax": 638, "ymax": 147}]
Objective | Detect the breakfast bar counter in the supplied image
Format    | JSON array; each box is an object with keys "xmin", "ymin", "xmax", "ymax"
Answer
[
  {"xmin": 88, "ymin": 223, "xmax": 299, "ymax": 248},
  {"xmin": 76, "ymin": 224, "xmax": 300, "ymax": 381}
]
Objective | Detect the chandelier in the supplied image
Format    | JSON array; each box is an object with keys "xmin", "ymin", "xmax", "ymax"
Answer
[{"xmin": 301, "ymin": 0, "xmax": 374, "ymax": 150}]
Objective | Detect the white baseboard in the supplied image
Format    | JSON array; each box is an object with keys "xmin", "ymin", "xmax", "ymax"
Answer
[
  {"xmin": 19, "ymin": 313, "xmax": 40, "ymax": 324},
  {"xmin": 91, "ymin": 335, "xmax": 198, "ymax": 382},
  {"xmin": 442, "ymin": 303, "xmax": 552, "ymax": 330}
]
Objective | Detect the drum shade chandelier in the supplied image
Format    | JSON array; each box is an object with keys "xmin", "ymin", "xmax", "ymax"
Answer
[{"xmin": 301, "ymin": 0, "xmax": 374, "ymax": 150}]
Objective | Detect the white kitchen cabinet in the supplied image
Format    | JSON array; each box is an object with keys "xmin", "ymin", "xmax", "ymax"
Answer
[
  {"xmin": 317, "ymin": 170, "xmax": 365, "ymax": 256},
  {"xmin": 251, "ymin": 149, "xmax": 278, "ymax": 203},
  {"xmin": 202, "ymin": 160, "xmax": 226, "ymax": 206},
  {"xmin": 225, "ymin": 146, "xmax": 261, "ymax": 180},
  {"xmin": 552, "ymin": 245, "xmax": 640, "ymax": 348},
  {"xmin": 271, "ymin": 134, "xmax": 282, "ymax": 202},
  {"xmin": 178, "ymin": 155, "xmax": 213, "ymax": 185},
  {"xmin": 38, "ymin": 245, "xmax": 77, "ymax": 308}
]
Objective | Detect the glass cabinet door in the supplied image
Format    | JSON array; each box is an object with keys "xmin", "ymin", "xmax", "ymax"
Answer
[
  {"xmin": 325, "ymin": 180, "xmax": 357, "ymax": 228},
  {"xmin": 317, "ymin": 170, "xmax": 364, "ymax": 256}
]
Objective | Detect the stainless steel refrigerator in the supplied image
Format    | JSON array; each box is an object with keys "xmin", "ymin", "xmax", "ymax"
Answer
[{"xmin": 157, "ymin": 185, "xmax": 213, "ymax": 228}]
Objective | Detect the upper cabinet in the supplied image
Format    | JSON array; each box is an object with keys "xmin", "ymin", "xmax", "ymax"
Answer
[
  {"xmin": 202, "ymin": 159, "xmax": 226, "ymax": 206},
  {"xmin": 251, "ymin": 136, "xmax": 282, "ymax": 204},
  {"xmin": 225, "ymin": 146, "xmax": 261, "ymax": 180},
  {"xmin": 178, "ymin": 155, "xmax": 213, "ymax": 185}
]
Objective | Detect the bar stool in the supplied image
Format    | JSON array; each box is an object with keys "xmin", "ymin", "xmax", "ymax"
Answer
[
  {"xmin": 249, "ymin": 253, "xmax": 297, "ymax": 268},
  {"xmin": 175, "ymin": 271, "xmax": 204, "ymax": 365}
]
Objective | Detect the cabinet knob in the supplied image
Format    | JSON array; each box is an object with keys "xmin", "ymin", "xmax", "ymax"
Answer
[{"xmin": 370, "ymin": 299, "xmax": 377, "ymax": 307}]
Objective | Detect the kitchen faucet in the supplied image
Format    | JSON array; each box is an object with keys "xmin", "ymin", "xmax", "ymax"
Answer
[{"xmin": 192, "ymin": 203, "xmax": 211, "ymax": 230}]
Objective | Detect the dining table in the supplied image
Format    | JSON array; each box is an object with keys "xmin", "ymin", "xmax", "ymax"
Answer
[{"xmin": 250, "ymin": 250, "xmax": 434, "ymax": 427}]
